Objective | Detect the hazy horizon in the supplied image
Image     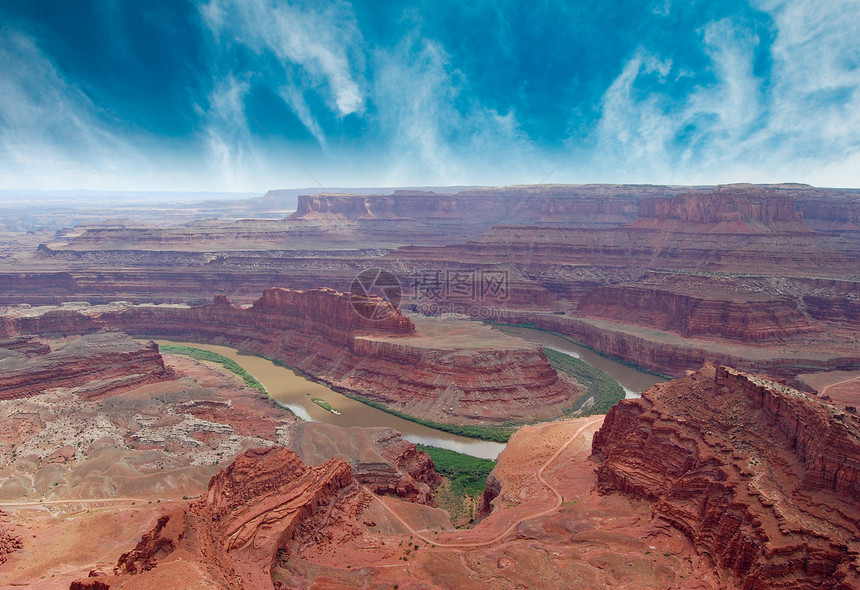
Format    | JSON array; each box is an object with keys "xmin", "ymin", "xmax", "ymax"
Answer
[{"xmin": 2, "ymin": 1, "xmax": 859, "ymax": 193}]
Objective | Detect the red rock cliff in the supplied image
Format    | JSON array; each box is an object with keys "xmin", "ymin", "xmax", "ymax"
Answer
[
  {"xmin": 0, "ymin": 332, "xmax": 174, "ymax": 401},
  {"xmin": 637, "ymin": 188, "xmax": 805, "ymax": 227},
  {"xmin": 591, "ymin": 365, "xmax": 860, "ymax": 589},
  {"xmin": 105, "ymin": 447, "xmax": 367, "ymax": 590},
  {"xmin": 1, "ymin": 289, "xmax": 579, "ymax": 425},
  {"xmin": 577, "ymin": 284, "xmax": 815, "ymax": 342}
]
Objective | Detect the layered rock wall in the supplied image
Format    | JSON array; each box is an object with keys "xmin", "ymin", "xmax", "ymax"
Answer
[
  {"xmin": 111, "ymin": 447, "xmax": 363, "ymax": 590},
  {"xmin": 577, "ymin": 285, "xmax": 815, "ymax": 342},
  {"xmin": 0, "ymin": 332, "xmax": 173, "ymax": 401},
  {"xmin": 803, "ymin": 294, "xmax": 860, "ymax": 327},
  {"xmin": 715, "ymin": 366, "xmax": 860, "ymax": 499},
  {"xmin": 0, "ymin": 289, "xmax": 577, "ymax": 424},
  {"xmin": 499, "ymin": 311, "xmax": 860, "ymax": 378},
  {"xmin": 637, "ymin": 190, "xmax": 804, "ymax": 226},
  {"xmin": 591, "ymin": 366, "xmax": 860, "ymax": 589}
]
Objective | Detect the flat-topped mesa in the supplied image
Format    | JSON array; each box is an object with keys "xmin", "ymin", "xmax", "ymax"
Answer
[
  {"xmin": 250, "ymin": 287, "xmax": 415, "ymax": 343},
  {"xmin": 637, "ymin": 188, "xmax": 807, "ymax": 230},
  {"xmin": 591, "ymin": 364, "xmax": 860, "ymax": 589},
  {"xmin": 289, "ymin": 185, "xmax": 683, "ymax": 226}
]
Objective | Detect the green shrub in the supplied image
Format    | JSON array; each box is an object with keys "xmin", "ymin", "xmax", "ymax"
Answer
[
  {"xmin": 310, "ymin": 397, "xmax": 335, "ymax": 412},
  {"xmin": 543, "ymin": 348, "xmax": 625, "ymax": 415},
  {"xmin": 416, "ymin": 444, "xmax": 495, "ymax": 497},
  {"xmin": 344, "ymin": 394, "xmax": 515, "ymax": 442},
  {"xmin": 159, "ymin": 345, "xmax": 266, "ymax": 393}
]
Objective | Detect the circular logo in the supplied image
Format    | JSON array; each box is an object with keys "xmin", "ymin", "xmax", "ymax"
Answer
[{"xmin": 349, "ymin": 268, "xmax": 402, "ymax": 320}]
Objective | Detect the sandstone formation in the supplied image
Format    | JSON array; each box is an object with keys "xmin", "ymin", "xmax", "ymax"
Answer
[
  {"xmin": 591, "ymin": 364, "xmax": 860, "ymax": 589},
  {"xmin": 76, "ymin": 447, "xmax": 369, "ymax": 590},
  {"xmin": 2, "ymin": 183, "xmax": 860, "ymax": 392},
  {"xmin": 0, "ymin": 288, "xmax": 580, "ymax": 424},
  {"xmin": 64, "ymin": 415, "xmax": 724, "ymax": 590},
  {"xmin": 0, "ymin": 332, "xmax": 174, "ymax": 401},
  {"xmin": 396, "ymin": 189, "xmax": 860, "ymax": 276},
  {"xmin": 575, "ymin": 284, "xmax": 816, "ymax": 342},
  {"xmin": 289, "ymin": 422, "xmax": 441, "ymax": 505},
  {"xmin": 50, "ymin": 185, "xmax": 679, "ymax": 254},
  {"xmin": 0, "ymin": 336, "xmax": 50, "ymax": 358},
  {"xmin": 498, "ymin": 309, "xmax": 860, "ymax": 379}
]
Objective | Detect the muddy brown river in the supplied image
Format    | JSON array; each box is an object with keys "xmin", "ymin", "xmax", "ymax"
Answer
[
  {"xmin": 488, "ymin": 325, "xmax": 665, "ymax": 397},
  {"xmin": 154, "ymin": 340, "xmax": 507, "ymax": 459},
  {"xmin": 155, "ymin": 330, "xmax": 662, "ymax": 459}
]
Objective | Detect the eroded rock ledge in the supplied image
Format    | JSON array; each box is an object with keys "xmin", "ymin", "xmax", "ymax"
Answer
[
  {"xmin": 0, "ymin": 288, "xmax": 580, "ymax": 424},
  {"xmin": 0, "ymin": 332, "xmax": 174, "ymax": 401},
  {"xmin": 591, "ymin": 364, "xmax": 860, "ymax": 589},
  {"xmin": 71, "ymin": 447, "xmax": 368, "ymax": 590}
]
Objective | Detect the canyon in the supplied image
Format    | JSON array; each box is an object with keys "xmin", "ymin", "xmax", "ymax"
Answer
[
  {"xmin": 0, "ymin": 288, "xmax": 582, "ymax": 425},
  {"xmin": 1, "ymin": 183, "xmax": 860, "ymax": 588},
  {"xmin": 2, "ymin": 184, "xmax": 858, "ymax": 382},
  {"xmin": 61, "ymin": 361, "xmax": 860, "ymax": 589}
]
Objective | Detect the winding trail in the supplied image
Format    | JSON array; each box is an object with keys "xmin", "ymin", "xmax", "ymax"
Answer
[
  {"xmin": 370, "ymin": 417, "xmax": 603, "ymax": 549},
  {"xmin": 0, "ymin": 495, "xmax": 199, "ymax": 508},
  {"xmin": 820, "ymin": 375, "xmax": 860, "ymax": 397}
]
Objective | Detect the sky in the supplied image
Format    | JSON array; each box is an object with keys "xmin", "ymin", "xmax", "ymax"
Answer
[{"xmin": 1, "ymin": 0, "xmax": 859, "ymax": 192}]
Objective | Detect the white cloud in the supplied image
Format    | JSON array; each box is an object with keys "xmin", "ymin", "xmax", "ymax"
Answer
[
  {"xmin": 372, "ymin": 34, "xmax": 538, "ymax": 186},
  {"xmin": 753, "ymin": 0, "xmax": 860, "ymax": 185},
  {"xmin": 200, "ymin": 0, "xmax": 365, "ymax": 145},
  {"xmin": 0, "ymin": 29, "xmax": 149, "ymax": 188},
  {"xmin": 590, "ymin": 0, "xmax": 860, "ymax": 186},
  {"xmin": 592, "ymin": 20, "xmax": 763, "ymax": 183},
  {"xmin": 198, "ymin": 75, "xmax": 262, "ymax": 190}
]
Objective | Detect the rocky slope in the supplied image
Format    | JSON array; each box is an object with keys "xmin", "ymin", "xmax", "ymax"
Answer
[
  {"xmin": 71, "ymin": 447, "xmax": 369, "ymax": 590},
  {"xmin": 0, "ymin": 289, "xmax": 580, "ymax": 424},
  {"xmin": 591, "ymin": 364, "xmax": 860, "ymax": 589},
  {"xmin": 288, "ymin": 422, "xmax": 441, "ymax": 505},
  {"xmin": 0, "ymin": 332, "xmax": 174, "ymax": 401}
]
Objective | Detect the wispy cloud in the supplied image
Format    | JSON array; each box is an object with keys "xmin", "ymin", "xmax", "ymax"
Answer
[
  {"xmin": 754, "ymin": 0, "xmax": 860, "ymax": 184},
  {"xmin": 0, "ymin": 29, "xmax": 143, "ymax": 188},
  {"xmin": 3, "ymin": 0, "xmax": 860, "ymax": 191},
  {"xmin": 372, "ymin": 32, "xmax": 537, "ymax": 185},
  {"xmin": 197, "ymin": 75, "xmax": 263, "ymax": 189},
  {"xmin": 199, "ymin": 0, "xmax": 365, "ymax": 143},
  {"xmin": 590, "ymin": 0, "xmax": 860, "ymax": 186}
]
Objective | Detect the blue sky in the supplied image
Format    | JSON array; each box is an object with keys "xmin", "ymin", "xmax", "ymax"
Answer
[{"xmin": 1, "ymin": 0, "xmax": 859, "ymax": 191}]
